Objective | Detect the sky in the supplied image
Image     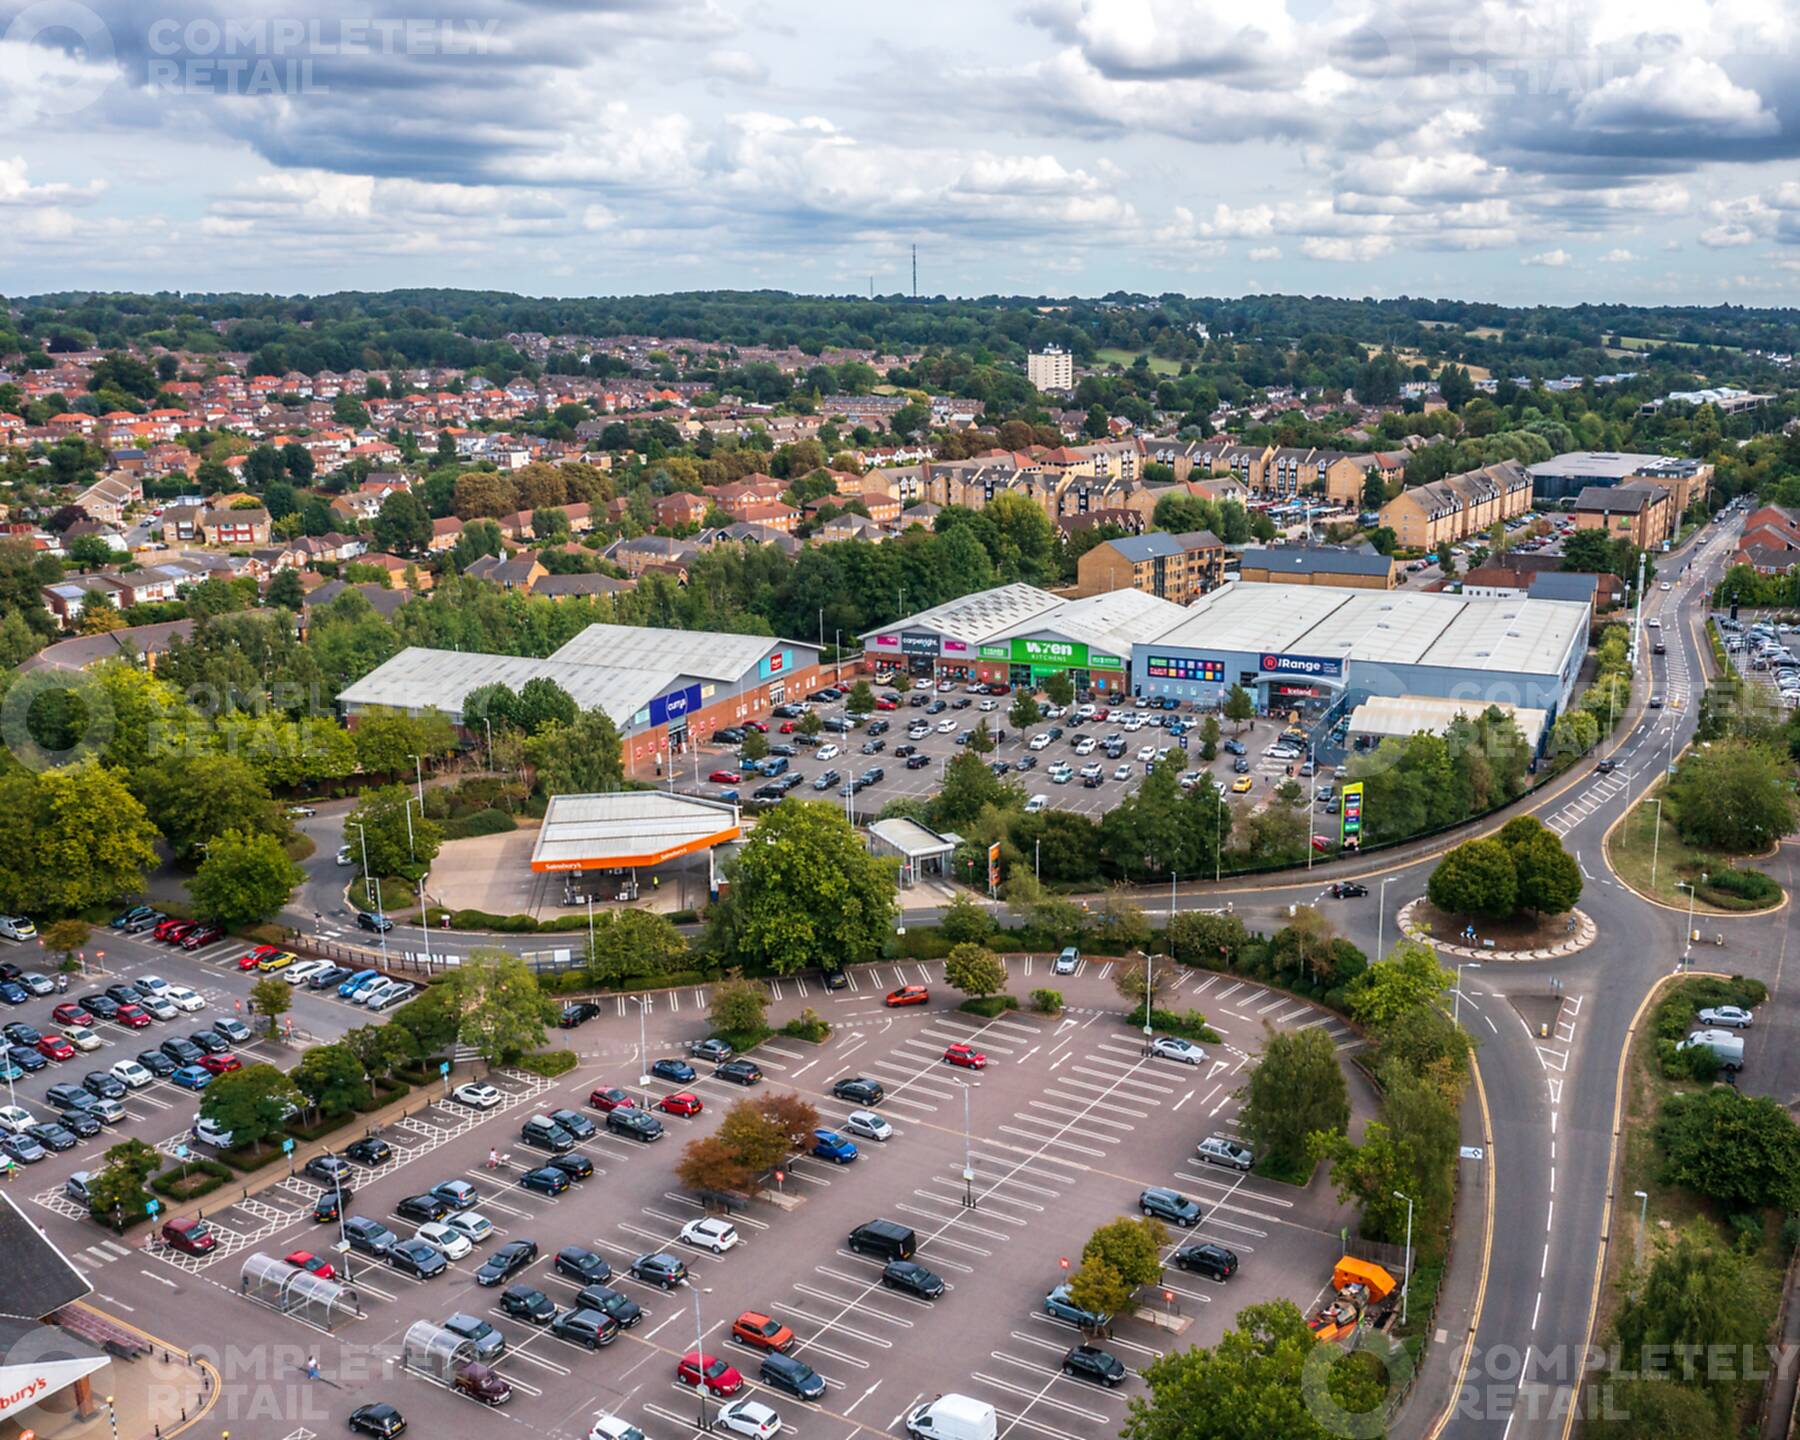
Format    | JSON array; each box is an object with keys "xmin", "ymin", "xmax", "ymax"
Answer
[{"xmin": 2, "ymin": 0, "xmax": 1800, "ymax": 306}]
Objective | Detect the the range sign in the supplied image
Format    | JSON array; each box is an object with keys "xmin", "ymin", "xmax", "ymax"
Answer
[
  {"xmin": 649, "ymin": 683, "xmax": 703, "ymax": 728},
  {"xmin": 1340, "ymin": 780, "xmax": 1365, "ymax": 847},
  {"xmin": 1260, "ymin": 651, "xmax": 1344, "ymax": 680},
  {"xmin": 901, "ymin": 632, "xmax": 941, "ymax": 657}
]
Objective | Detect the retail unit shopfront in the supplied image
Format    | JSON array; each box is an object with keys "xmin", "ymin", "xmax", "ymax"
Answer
[
  {"xmin": 977, "ymin": 636, "xmax": 1129, "ymax": 693},
  {"xmin": 1136, "ymin": 645, "xmax": 1348, "ymax": 711}
]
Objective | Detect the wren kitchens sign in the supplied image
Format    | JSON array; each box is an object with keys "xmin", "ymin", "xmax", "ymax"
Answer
[{"xmin": 977, "ymin": 637, "xmax": 1125, "ymax": 671}]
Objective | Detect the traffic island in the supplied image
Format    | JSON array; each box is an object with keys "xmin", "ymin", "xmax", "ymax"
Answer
[
  {"xmin": 1603, "ymin": 778, "xmax": 1786, "ymax": 915},
  {"xmin": 1397, "ymin": 898, "xmax": 1596, "ymax": 960}
]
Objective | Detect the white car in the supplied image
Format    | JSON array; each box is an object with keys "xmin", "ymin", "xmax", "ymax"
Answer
[
  {"xmin": 1136, "ymin": 745, "xmax": 1156, "ymax": 762},
  {"xmin": 1660, "ymin": 581, "xmax": 1671, "ymax": 591},
  {"xmin": 193, "ymin": 1116, "xmax": 235, "ymax": 1148},
  {"xmin": 110, "ymin": 1059, "xmax": 153, "ymax": 1088},
  {"xmin": 452, "ymin": 1082, "xmax": 502, "ymax": 1110},
  {"xmin": 415, "ymin": 1220, "xmax": 473, "ymax": 1259},
  {"xmin": 679, "ymin": 1217, "xmax": 740, "ymax": 1253},
  {"xmin": 61, "ymin": 1026, "xmax": 102, "ymax": 1052},
  {"xmin": 133, "ymin": 975, "xmax": 170, "ymax": 999},
  {"xmin": 977, "ymin": 699, "xmax": 998, "ymax": 711},
  {"xmin": 590, "ymin": 1418, "xmax": 647, "ymax": 1440},
  {"xmin": 1697, "ymin": 1005, "xmax": 1754, "ymax": 1029},
  {"xmin": 1150, "ymin": 1036, "xmax": 1208, "ymax": 1064},
  {"xmin": 1073, "ymin": 736, "xmax": 1096, "ymax": 755},
  {"xmin": 935, "ymin": 720, "xmax": 956, "ymax": 734},
  {"xmin": 0, "ymin": 916, "xmax": 37, "ymax": 941},
  {"xmin": 336, "ymin": 846, "xmax": 354, "ymax": 867},
  {"xmin": 446, "ymin": 1211, "xmax": 494, "ymax": 1245},
  {"xmin": 844, "ymin": 1110, "xmax": 892, "ymax": 1141},
  {"xmin": 815, "ymin": 744, "xmax": 841, "ymax": 761},
  {"xmin": 1112, "ymin": 764, "xmax": 1133, "ymax": 781},
  {"xmin": 283, "ymin": 959, "xmax": 332, "ymax": 985},
  {"xmin": 0, "ymin": 1104, "xmax": 37, "ymax": 1134},
  {"xmin": 164, "ymin": 986, "xmax": 205, "ymax": 1012},
  {"xmin": 716, "ymin": 1400, "xmax": 781, "ymax": 1440}
]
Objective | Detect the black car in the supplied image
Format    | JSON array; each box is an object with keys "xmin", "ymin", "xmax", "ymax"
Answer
[
  {"xmin": 881, "ymin": 1260, "xmax": 944, "ymax": 1299},
  {"xmin": 7, "ymin": 1045, "xmax": 45, "ymax": 1073},
  {"xmin": 549, "ymin": 1151, "xmax": 595, "ymax": 1180},
  {"xmin": 349, "ymin": 1403, "xmax": 407, "ymax": 1439},
  {"xmin": 822, "ymin": 968, "xmax": 849, "ymax": 991},
  {"xmin": 159, "ymin": 1035, "xmax": 202, "ymax": 1066},
  {"xmin": 82, "ymin": 1072, "xmax": 125, "ymax": 1100},
  {"xmin": 716, "ymin": 1059, "xmax": 762, "ymax": 1086},
  {"xmin": 905, "ymin": 754, "xmax": 930, "ymax": 769},
  {"xmin": 866, "ymin": 719, "xmax": 890, "ymax": 736},
  {"xmin": 925, "ymin": 700, "xmax": 946, "ymax": 714},
  {"xmin": 304, "ymin": 1155, "xmax": 354, "ymax": 1184},
  {"xmin": 55, "ymin": 1108, "xmax": 101, "ymax": 1138},
  {"xmin": 650, "ymin": 1058, "xmax": 696, "ymax": 1083},
  {"xmin": 186, "ymin": 1029, "xmax": 228, "ymax": 1056},
  {"xmin": 606, "ymin": 1109, "xmax": 664, "ymax": 1143},
  {"xmin": 79, "ymin": 995, "xmax": 121, "ymax": 1021},
  {"xmin": 47, "ymin": 1082, "xmax": 92, "ymax": 1111},
  {"xmin": 519, "ymin": 1166, "xmax": 571, "ymax": 1196},
  {"xmin": 475, "ymin": 1239, "xmax": 538, "ymax": 1287},
  {"xmin": 1173, "ymin": 1243, "xmax": 1238, "ymax": 1281},
  {"xmin": 387, "ymin": 1238, "xmax": 448, "ymax": 1279},
  {"xmin": 1015, "ymin": 755, "xmax": 1037, "ymax": 771},
  {"xmin": 760, "ymin": 1352, "xmax": 827, "ymax": 1402},
  {"xmin": 343, "ymin": 1216, "xmax": 397, "ymax": 1257},
  {"xmin": 894, "ymin": 744, "xmax": 917, "ymax": 759},
  {"xmin": 394, "ymin": 1194, "xmax": 450, "ymax": 1223},
  {"xmin": 135, "ymin": 1049, "xmax": 176, "ymax": 1078},
  {"xmin": 559, "ymin": 1002, "xmax": 601, "ymax": 1028},
  {"xmin": 1595, "ymin": 759, "xmax": 1617, "ymax": 775},
  {"xmin": 689, "ymin": 1038, "xmax": 733, "ymax": 1062},
  {"xmin": 629, "ymin": 1252, "xmax": 688, "ymax": 1288},
  {"xmin": 345, "ymin": 1136, "xmax": 393, "ymax": 1166},
  {"xmin": 1062, "ymin": 1344, "xmax": 1127, "ymax": 1387},
  {"xmin": 860, "ymin": 738, "xmax": 885, "ymax": 755},
  {"xmin": 833, "ymin": 1077, "xmax": 883, "ymax": 1104},
  {"xmin": 550, "ymin": 1307, "xmax": 619, "ymax": 1350},
  {"xmin": 104, "ymin": 983, "xmax": 140, "ymax": 1007},
  {"xmin": 3, "ymin": 1021, "xmax": 41, "ymax": 1047},
  {"xmin": 812, "ymin": 770, "xmax": 841, "ymax": 792},
  {"xmin": 1330, "ymin": 882, "xmax": 1368, "ymax": 899},
  {"xmin": 357, "ymin": 911, "xmax": 394, "ymax": 934},
  {"xmin": 752, "ymin": 783, "xmax": 785, "ymax": 801},
  {"xmin": 860, "ymin": 767, "xmax": 885, "ymax": 785},
  {"xmin": 555, "ymin": 1246, "xmax": 612, "ymax": 1284},
  {"xmin": 314, "ymin": 1189, "xmax": 351, "ymax": 1222},
  {"xmin": 500, "ymin": 1284, "xmax": 556, "ymax": 1323},
  {"xmin": 548, "ymin": 1106, "xmax": 597, "ymax": 1140},
  {"xmin": 574, "ymin": 1284, "xmax": 642, "ymax": 1328}
]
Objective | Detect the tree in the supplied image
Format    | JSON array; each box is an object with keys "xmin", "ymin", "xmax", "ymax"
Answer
[
  {"xmin": 1560, "ymin": 527, "xmax": 1617, "ymax": 574},
  {"xmin": 265, "ymin": 568, "xmax": 306, "ymax": 610},
  {"xmin": 248, "ymin": 976, "xmax": 294, "ymax": 1035},
  {"xmin": 1426, "ymin": 837, "xmax": 1518, "ymax": 919},
  {"xmin": 1168, "ymin": 910, "xmax": 1249, "ymax": 969},
  {"xmin": 798, "ymin": 708, "xmax": 822, "ymax": 738},
  {"xmin": 932, "ymin": 751, "xmax": 1017, "ymax": 829},
  {"xmin": 1112, "ymin": 950, "xmax": 1176, "ymax": 1013},
  {"xmin": 389, "ymin": 984, "xmax": 459, "ymax": 1057},
  {"xmin": 345, "ymin": 783, "xmax": 441, "ymax": 878},
  {"xmin": 87, "ymin": 1137, "xmax": 163, "ymax": 1227},
  {"xmin": 1067, "ymin": 1258, "xmax": 1132, "ymax": 1324},
  {"xmin": 1344, "ymin": 940, "xmax": 1452, "ymax": 1030},
  {"xmin": 1655, "ymin": 1087, "xmax": 1800, "ymax": 1211},
  {"xmin": 0, "ymin": 760, "xmax": 160, "ymax": 917},
  {"xmin": 1504, "ymin": 822, "xmax": 1583, "ymax": 915},
  {"xmin": 756, "ymin": 1091, "xmax": 821, "ymax": 1151},
  {"xmin": 710, "ymin": 801, "xmax": 896, "ymax": 976},
  {"xmin": 41, "ymin": 918, "xmax": 91, "ymax": 965},
  {"xmin": 716, "ymin": 1100, "xmax": 793, "ymax": 1175},
  {"xmin": 526, "ymin": 709, "xmax": 626, "ymax": 797},
  {"xmin": 1581, "ymin": 1379, "xmax": 1717, "ymax": 1440},
  {"xmin": 450, "ymin": 948, "xmax": 550, "ymax": 1065},
  {"xmin": 353, "ymin": 706, "xmax": 455, "ymax": 776},
  {"xmin": 344, "ymin": 1021, "xmax": 417, "ymax": 1081},
  {"xmin": 292, "ymin": 1044, "xmax": 371, "ymax": 1115},
  {"xmin": 131, "ymin": 752, "xmax": 281, "ymax": 864},
  {"xmin": 740, "ymin": 727, "xmax": 769, "ymax": 763},
  {"xmin": 1124, "ymin": 1300, "xmax": 1363, "ymax": 1440},
  {"xmin": 191, "ymin": 830, "xmax": 305, "ymax": 927},
  {"xmin": 944, "ymin": 942, "xmax": 1007, "ymax": 999},
  {"xmin": 1668, "ymin": 740, "xmax": 1798, "ymax": 853},
  {"xmin": 709, "ymin": 978, "xmax": 770, "ymax": 1041},
  {"xmin": 372, "ymin": 491, "xmax": 433, "ymax": 554},
  {"xmin": 1009, "ymin": 691, "xmax": 1041, "ymax": 731},
  {"xmin": 1042, "ymin": 671, "xmax": 1075, "ymax": 708},
  {"xmin": 848, "ymin": 680, "xmax": 875, "ymax": 714},
  {"xmin": 1223, "ymin": 684, "xmax": 1254, "ymax": 732},
  {"xmin": 1614, "ymin": 1228, "xmax": 1768, "ymax": 1411},
  {"xmin": 677, "ymin": 1135, "xmax": 754, "ymax": 1199},
  {"xmin": 939, "ymin": 892, "xmax": 997, "ymax": 945},
  {"xmin": 199, "ymin": 1063, "xmax": 303, "ymax": 1149},
  {"xmin": 1199, "ymin": 714, "xmax": 1220, "ymax": 760},
  {"xmin": 1241, "ymin": 1026, "xmax": 1349, "ymax": 1174},
  {"xmin": 516, "ymin": 677, "xmax": 578, "ymax": 734},
  {"xmin": 587, "ymin": 909, "xmax": 689, "ymax": 985},
  {"xmin": 1083, "ymin": 1216, "xmax": 1167, "ymax": 1289}
]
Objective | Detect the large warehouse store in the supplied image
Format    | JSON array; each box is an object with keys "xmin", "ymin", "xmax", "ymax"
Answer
[
  {"xmin": 869, "ymin": 580, "xmax": 1589, "ymax": 727},
  {"xmin": 337, "ymin": 623, "xmax": 825, "ymax": 774}
]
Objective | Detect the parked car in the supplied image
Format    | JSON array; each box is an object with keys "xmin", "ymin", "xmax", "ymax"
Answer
[
  {"xmin": 1173, "ymin": 1243, "xmax": 1238, "ymax": 1280},
  {"xmin": 1140, "ymin": 1187, "xmax": 1203, "ymax": 1226},
  {"xmin": 1195, "ymin": 1135, "xmax": 1255, "ymax": 1171}
]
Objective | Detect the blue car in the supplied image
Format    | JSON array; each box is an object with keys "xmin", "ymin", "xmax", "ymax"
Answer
[
  {"xmin": 650, "ymin": 1058, "xmax": 696, "ymax": 1083},
  {"xmin": 170, "ymin": 1065, "xmax": 212, "ymax": 1091},
  {"xmin": 811, "ymin": 1128, "xmax": 858, "ymax": 1165},
  {"xmin": 0, "ymin": 982, "xmax": 27, "ymax": 1006},
  {"xmin": 0, "ymin": 1057, "xmax": 23, "ymax": 1082},
  {"xmin": 7, "ymin": 1045, "xmax": 45, "ymax": 1073},
  {"xmin": 338, "ymin": 968, "xmax": 379, "ymax": 998}
]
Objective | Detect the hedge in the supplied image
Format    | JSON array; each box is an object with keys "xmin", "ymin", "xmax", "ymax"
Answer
[
  {"xmin": 441, "ymin": 808, "xmax": 518, "ymax": 840},
  {"xmin": 512, "ymin": 1049, "xmax": 579, "ymax": 1078},
  {"xmin": 1701, "ymin": 867, "xmax": 1781, "ymax": 907},
  {"xmin": 150, "ymin": 1156, "xmax": 234, "ymax": 1202},
  {"xmin": 445, "ymin": 908, "xmax": 590, "ymax": 933},
  {"xmin": 1138, "ymin": 1007, "xmax": 1223, "ymax": 1044},
  {"xmin": 959, "ymin": 994, "xmax": 1020, "ymax": 1017},
  {"xmin": 780, "ymin": 1011, "xmax": 831, "ymax": 1043}
]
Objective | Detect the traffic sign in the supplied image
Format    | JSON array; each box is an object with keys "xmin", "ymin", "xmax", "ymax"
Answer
[
  {"xmin": 145, "ymin": 1199, "xmax": 160, "ymax": 1216},
  {"xmin": 439, "ymin": 1061, "xmax": 450, "ymax": 1076},
  {"xmin": 282, "ymin": 1138, "xmax": 296, "ymax": 1154},
  {"xmin": 1058, "ymin": 1256, "xmax": 1069, "ymax": 1270}
]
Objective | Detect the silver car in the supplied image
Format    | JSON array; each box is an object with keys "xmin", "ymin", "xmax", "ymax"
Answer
[
  {"xmin": 844, "ymin": 1109, "xmax": 892, "ymax": 1141},
  {"xmin": 1150, "ymin": 1036, "xmax": 1207, "ymax": 1065},
  {"xmin": 1053, "ymin": 947, "xmax": 1080, "ymax": 975},
  {"xmin": 1196, "ymin": 1135, "xmax": 1254, "ymax": 1171},
  {"xmin": 1697, "ymin": 1005, "xmax": 1753, "ymax": 1029}
]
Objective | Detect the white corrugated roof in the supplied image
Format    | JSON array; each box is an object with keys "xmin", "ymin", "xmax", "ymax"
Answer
[
  {"xmin": 336, "ymin": 648, "xmax": 667, "ymax": 724},
  {"xmin": 992, "ymin": 588, "xmax": 1189, "ymax": 656},
  {"xmin": 861, "ymin": 583, "xmax": 1065, "ymax": 646},
  {"xmin": 549, "ymin": 624, "xmax": 799, "ymax": 680},
  {"xmin": 1349, "ymin": 694, "xmax": 1548, "ymax": 750}
]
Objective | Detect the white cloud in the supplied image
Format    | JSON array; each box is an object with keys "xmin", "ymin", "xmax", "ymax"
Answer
[
  {"xmin": 1572, "ymin": 58, "xmax": 1778, "ymax": 139},
  {"xmin": 1599, "ymin": 248, "xmax": 1637, "ymax": 262},
  {"xmin": 0, "ymin": 155, "xmax": 103, "ymax": 207},
  {"xmin": 1302, "ymin": 235, "xmax": 1393, "ymax": 262},
  {"xmin": 1521, "ymin": 248, "xmax": 1571, "ymax": 266},
  {"xmin": 1247, "ymin": 245, "xmax": 1281, "ymax": 261},
  {"xmin": 704, "ymin": 49, "xmax": 769, "ymax": 85}
]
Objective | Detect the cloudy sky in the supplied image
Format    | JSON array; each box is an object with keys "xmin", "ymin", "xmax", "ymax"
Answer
[{"xmin": 2, "ymin": 0, "xmax": 1799, "ymax": 303}]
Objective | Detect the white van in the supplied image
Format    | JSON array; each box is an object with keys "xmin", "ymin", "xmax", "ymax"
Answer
[
  {"xmin": 1677, "ymin": 1029, "xmax": 1745, "ymax": 1072},
  {"xmin": 907, "ymin": 1396, "xmax": 997, "ymax": 1440},
  {"xmin": 1023, "ymin": 794, "xmax": 1049, "ymax": 814}
]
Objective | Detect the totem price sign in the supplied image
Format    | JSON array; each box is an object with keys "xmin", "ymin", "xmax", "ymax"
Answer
[
  {"xmin": 987, "ymin": 841, "xmax": 1002, "ymax": 895},
  {"xmin": 1340, "ymin": 780, "xmax": 1365, "ymax": 846}
]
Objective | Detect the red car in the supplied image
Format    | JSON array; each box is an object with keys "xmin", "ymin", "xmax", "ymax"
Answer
[
  {"xmin": 198, "ymin": 1053, "xmax": 241, "ymax": 1075},
  {"xmin": 180, "ymin": 925, "xmax": 224, "ymax": 950},
  {"xmin": 36, "ymin": 1034, "xmax": 75, "ymax": 1062},
  {"xmin": 677, "ymin": 1352, "xmax": 743, "ymax": 1396},
  {"xmin": 708, "ymin": 770, "xmax": 741, "ymax": 785},
  {"xmin": 237, "ymin": 951, "xmax": 266, "ymax": 971},
  {"xmin": 778, "ymin": 722, "xmax": 796, "ymax": 734},
  {"xmin": 874, "ymin": 698, "xmax": 897, "ymax": 710},
  {"xmin": 743, "ymin": 721, "xmax": 767, "ymax": 733},
  {"xmin": 943, "ymin": 1042, "xmax": 987, "ymax": 1070},
  {"xmin": 885, "ymin": 985, "xmax": 929, "ymax": 1008},
  {"xmin": 162, "ymin": 1217, "xmax": 216, "ymax": 1255},
  {"xmin": 731, "ymin": 1311, "xmax": 795, "ymax": 1352},
  {"xmin": 285, "ymin": 1249, "xmax": 337, "ymax": 1280},
  {"xmin": 51, "ymin": 1002, "xmax": 92, "ymax": 1027},
  {"xmin": 588, "ymin": 1087, "xmax": 634, "ymax": 1112},
  {"xmin": 114, "ymin": 1003, "xmax": 152, "ymax": 1029},
  {"xmin": 657, "ymin": 1091, "xmax": 703, "ymax": 1117},
  {"xmin": 154, "ymin": 917, "xmax": 195, "ymax": 943}
]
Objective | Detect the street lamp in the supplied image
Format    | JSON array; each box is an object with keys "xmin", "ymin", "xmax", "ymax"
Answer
[
  {"xmin": 1140, "ymin": 950, "xmax": 1154, "ymax": 1038},
  {"xmin": 1376, "ymin": 876, "xmax": 1396, "ymax": 963},
  {"xmin": 957, "ymin": 1079, "xmax": 978, "ymax": 1208},
  {"xmin": 1678, "ymin": 874, "xmax": 1706, "ymax": 968},
  {"xmin": 634, "ymin": 996, "xmax": 651, "ymax": 1105},
  {"xmin": 1392, "ymin": 1189, "xmax": 1413, "ymax": 1325},
  {"xmin": 1633, "ymin": 1189, "xmax": 1649, "ymax": 1274},
  {"xmin": 691, "ymin": 1285, "xmax": 714, "ymax": 1432},
  {"xmin": 1305, "ymin": 740, "xmax": 1316, "ymax": 869},
  {"xmin": 1453, "ymin": 962, "xmax": 1480, "ymax": 1028},
  {"xmin": 1645, "ymin": 797, "xmax": 1664, "ymax": 893}
]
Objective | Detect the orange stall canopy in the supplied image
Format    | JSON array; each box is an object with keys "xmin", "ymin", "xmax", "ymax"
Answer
[{"xmin": 1331, "ymin": 1256, "xmax": 1396, "ymax": 1300}]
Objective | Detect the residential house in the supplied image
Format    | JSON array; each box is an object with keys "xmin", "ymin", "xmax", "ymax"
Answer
[
  {"xmin": 531, "ymin": 572, "xmax": 635, "ymax": 602},
  {"xmin": 653, "ymin": 492, "xmax": 709, "ymax": 529},
  {"xmin": 1075, "ymin": 530, "xmax": 1227, "ymax": 604},
  {"xmin": 199, "ymin": 506, "xmax": 271, "ymax": 547},
  {"xmin": 606, "ymin": 535, "xmax": 701, "ymax": 577},
  {"xmin": 1572, "ymin": 480, "xmax": 1675, "ymax": 551},
  {"xmin": 464, "ymin": 552, "xmax": 547, "ymax": 591},
  {"xmin": 1378, "ymin": 460, "xmax": 1533, "ymax": 551},
  {"xmin": 1236, "ymin": 544, "xmax": 1396, "ymax": 590},
  {"xmin": 428, "ymin": 516, "xmax": 465, "ymax": 553},
  {"xmin": 74, "ymin": 475, "xmax": 142, "ymax": 526},
  {"xmin": 357, "ymin": 553, "xmax": 432, "ymax": 591}
]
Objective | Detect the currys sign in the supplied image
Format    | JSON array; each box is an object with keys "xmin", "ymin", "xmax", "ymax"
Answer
[
  {"xmin": 1258, "ymin": 652, "xmax": 1344, "ymax": 680},
  {"xmin": 649, "ymin": 683, "xmax": 703, "ymax": 727}
]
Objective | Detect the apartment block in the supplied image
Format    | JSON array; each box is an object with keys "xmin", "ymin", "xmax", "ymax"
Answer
[{"xmin": 1074, "ymin": 530, "xmax": 1226, "ymax": 604}]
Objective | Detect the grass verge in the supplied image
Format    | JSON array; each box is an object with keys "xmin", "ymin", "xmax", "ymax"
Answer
[{"xmin": 1604, "ymin": 778, "xmax": 1782, "ymax": 913}]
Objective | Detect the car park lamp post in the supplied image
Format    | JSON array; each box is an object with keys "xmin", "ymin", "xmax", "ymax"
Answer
[
  {"xmin": 1376, "ymin": 877, "xmax": 1396, "ymax": 963},
  {"xmin": 1678, "ymin": 875, "xmax": 1705, "ymax": 968},
  {"xmin": 957, "ymin": 1079, "xmax": 978, "ymax": 1209},
  {"xmin": 1141, "ymin": 950, "xmax": 1154, "ymax": 1038},
  {"xmin": 1392, "ymin": 1190, "xmax": 1413, "ymax": 1325},
  {"xmin": 1306, "ymin": 741, "xmax": 1316, "ymax": 869},
  {"xmin": 691, "ymin": 1284, "xmax": 714, "ymax": 1432},
  {"xmin": 330, "ymin": 1152, "xmax": 355, "ymax": 1283},
  {"xmin": 1633, "ymin": 1189, "xmax": 1649, "ymax": 1276},
  {"xmin": 1453, "ymin": 963, "xmax": 1480, "ymax": 1028},
  {"xmin": 634, "ymin": 997, "xmax": 650, "ymax": 1104},
  {"xmin": 1645, "ymin": 799, "xmax": 1664, "ymax": 893}
]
